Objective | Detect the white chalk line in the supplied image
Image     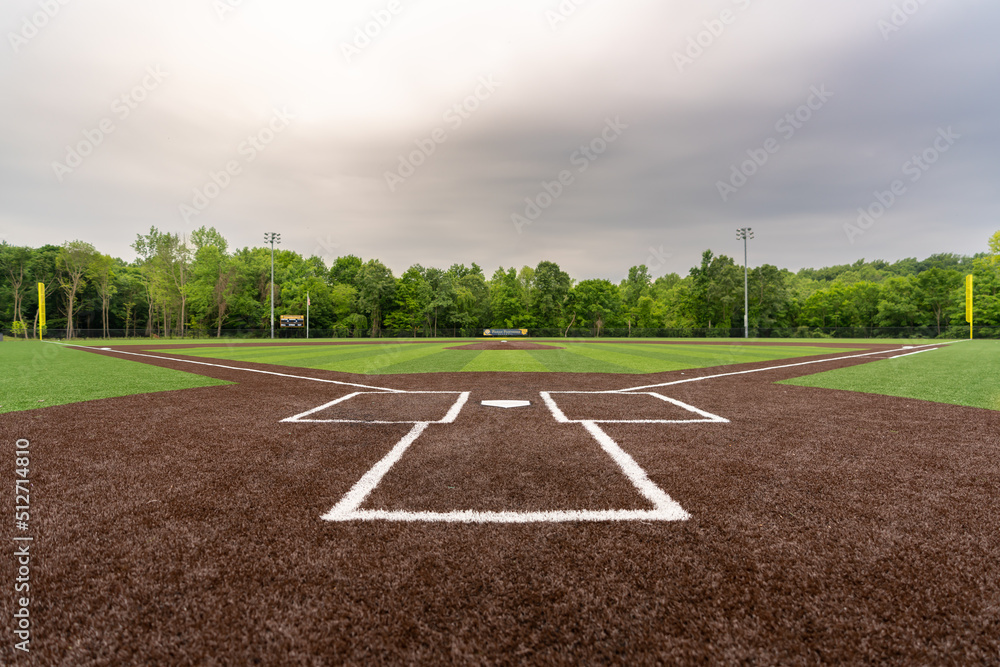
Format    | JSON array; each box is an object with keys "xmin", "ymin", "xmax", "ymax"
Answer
[
  {"xmin": 281, "ymin": 391, "xmax": 470, "ymax": 424},
  {"xmin": 322, "ymin": 390, "xmax": 711, "ymax": 523},
  {"xmin": 889, "ymin": 348, "xmax": 936, "ymax": 359},
  {"xmin": 45, "ymin": 341, "xmax": 405, "ymax": 393},
  {"xmin": 539, "ymin": 391, "xmax": 728, "ymax": 424},
  {"xmin": 322, "ymin": 422, "xmax": 429, "ymax": 520},
  {"xmin": 328, "ymin": 508, "xmax": 690, "ymax": 523},
  {"xmin": 580, "ymin": 420, "xmax": 689, "ymax": 517},
  {"xmin": 615, "ymin": 342, "xmax": 955, "ymax": 393}
]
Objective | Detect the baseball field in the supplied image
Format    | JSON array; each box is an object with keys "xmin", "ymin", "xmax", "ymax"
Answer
[{"xmin": 2, "ymin": 338, "xmax": 998, "ymax": 663}]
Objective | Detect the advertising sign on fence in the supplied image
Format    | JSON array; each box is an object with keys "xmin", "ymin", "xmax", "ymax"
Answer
[{"xmin": 483, "ymin": 329, "xmax": 527, "ymax": 337}]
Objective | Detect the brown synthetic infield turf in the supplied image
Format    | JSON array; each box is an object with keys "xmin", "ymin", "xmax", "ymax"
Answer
[{"xmin": 2, "ymin": 342, "xmax": 998, "ymax": 664}]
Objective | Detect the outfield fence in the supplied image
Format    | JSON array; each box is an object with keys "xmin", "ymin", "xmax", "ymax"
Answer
[{"xmin": 3, "ymin": 325, "xmax": 997, "ymax": 341}]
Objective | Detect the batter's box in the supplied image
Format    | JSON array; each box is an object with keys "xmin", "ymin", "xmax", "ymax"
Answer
[
  {"xmin": 540, "ymin": 391, "xmax": 728, "ymax": 424},
  {"xmin": 281, "ymin": 391, "xmax": 469, "ymax": 424}
]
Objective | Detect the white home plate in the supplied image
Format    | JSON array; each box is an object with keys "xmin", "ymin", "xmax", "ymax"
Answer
[{"xmin": 481, "ymin": 400, "xmax": 530, "ymax": 408}]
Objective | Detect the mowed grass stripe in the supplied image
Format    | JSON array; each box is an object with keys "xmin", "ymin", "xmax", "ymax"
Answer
[
  {"xmin": 314, "ymin": 344, "xmax": 450, "ymax": 373},
  {"xmin": 524, "ymin": 349, "xmax": 635, "ymax": 373},
  {"xmin": 165, "ymin": 344, "xmax": 407, "ymax": 364},
  {"xmin": 564, "ymin": 342, "xmax": 864, "ymax": 371},
  {"xmin": 167, "ymin": 343, "xmax": 444, "ymax": 372},
  {"xmin": 780, "ymin": 340, "xmax": 1000, "ymax": 411},
  {"xmin": 565, "ymin": 343, "xmax": 724, "ymax": 369},
  {"xmin": 460, "ymin": 350, "xmax": 550, "ymax": 372},
  {"xmin": 554, "ymin": 344, "xmax": 693, "ymax": 372},
  {"xmin": 1, "ymin": 342, "xmax": 230, "ymax": 414},
  {"xmin": 141, "ymin": 341, "xmax": 869, "ymax": 375},
  {"xmin": 375, "ymin": 350, "xmax": 474, "ymax": 374}
]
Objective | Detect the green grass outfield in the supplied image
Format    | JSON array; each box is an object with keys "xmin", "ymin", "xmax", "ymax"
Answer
[
  {"xmin": 156, "ymin": 340, "xmax": 862, "ymax": 375},
  {"xmin": 0, "ymin": 341, "xmax": 230, "ymax": 414},
  {"xmin": 65, "ymin": 336, "xmax": 944, "ymax": 346},
  {"xmin": 781, "ymin": 340, "xmax": 1000, "ymax": 411}
]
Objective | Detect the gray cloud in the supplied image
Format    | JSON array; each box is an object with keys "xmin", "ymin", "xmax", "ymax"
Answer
[{"xmin": 2, "ymin": 0, "xmax": 998, "ymax": 282}]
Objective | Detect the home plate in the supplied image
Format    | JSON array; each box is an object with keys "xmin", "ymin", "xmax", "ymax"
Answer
[{"xmin": 481, "ymin": 400, "xmax": 530, "ymax": 408}]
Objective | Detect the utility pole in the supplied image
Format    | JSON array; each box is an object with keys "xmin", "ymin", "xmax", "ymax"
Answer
[
  {"xmin": 736, "ymin": 227, "xmax": 754, "ymax": 339},
  {"xmin": 264, "ymin": 232, "xmax": 281, "ymax": 339}
]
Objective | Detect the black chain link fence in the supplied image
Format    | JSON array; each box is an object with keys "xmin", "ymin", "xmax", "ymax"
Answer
[{"xmin": 3, "ymin": 325, "xmax": 995, "ymax": 340}]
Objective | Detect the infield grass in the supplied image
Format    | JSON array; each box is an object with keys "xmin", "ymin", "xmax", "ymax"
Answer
[
  {"xmin": 157, "ymin": 340, "xmax": 864, "ymax": 375},
  {"xmin": 0, "ymin": 341, "xmax": 230, "ymax": 414},
  {"xmin": 781, "ymin": 340, "xmax": 1000, "ymax": 411}
]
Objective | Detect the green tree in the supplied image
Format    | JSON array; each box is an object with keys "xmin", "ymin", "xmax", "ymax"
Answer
[
  {"xmin": 876, "ymin": 276, "xmax": 921, "ymax": 327},
  {"xmin": 385, "ymin": 265, "xmax": 431, "ymax": 335},
  {"xmin": 747, "ymin": 264, "xmax": 790, "ymax": 328},
  {"xmin": 0, "ymin": 244, "xmax": 32, "ymax": 338},
  {"xmin": 530, "ymin": 261, "xmax": 571, "ymax": 328},
  {"xmin": 423, "ymin": 267, "xmax": 455, "ymax": 336},
  {"xmin": 489, "ymin": 267, "xmax": 528, "ymax": 328},
  {"xmin": 56, "ymin": 240, "xmax": 98, "ymax": 339},
  {"xmin": 91, "ymin": 254, "xmax": 116, "ymax": 338},
  {"xmin": 450, "ymin": 267, "xmax": 490, "ymax": 333},
  {"xmin": 573, "ymin": 279, "xmax": 622, "ymax": 336},
  {"xmin": 329, "ymin": 255, "xmax": 363, "ymax": 287},
  {"xmin": 688, "ymin": 250, "xmax": 741, "ymax": 329},
  {"xmin": 916, "ymin": 268, "xmax": 961, "ymax": 334},
  {"xmin": 356, "ymin": 260, "xmax": 395, "ymax": 337},
  {"xmin": 621, "ymin": 265, "xmax": 652, "ymax": 310}
]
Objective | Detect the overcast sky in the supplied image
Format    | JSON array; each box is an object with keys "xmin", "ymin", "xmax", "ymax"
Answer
[{"xmin": 1, "ymin": 0, "xmax": 997, "ymax": 281}]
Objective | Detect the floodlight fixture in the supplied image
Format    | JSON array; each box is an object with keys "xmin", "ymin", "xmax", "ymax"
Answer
[{"xmin": 736, "ymin": 227, "xmax": 754, "ymax": 338}]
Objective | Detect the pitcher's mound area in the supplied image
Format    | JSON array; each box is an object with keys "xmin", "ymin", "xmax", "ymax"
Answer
[{"xmin": 446, "ymin": 341, "xmax": 564, "ymax": 350}]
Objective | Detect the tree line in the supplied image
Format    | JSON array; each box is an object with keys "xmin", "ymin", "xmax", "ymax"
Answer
[{"xmin": 1, "ymin": 227, "xmax": 998, "ymax": 339}]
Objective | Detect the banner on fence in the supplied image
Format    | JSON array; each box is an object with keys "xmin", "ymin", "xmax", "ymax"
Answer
[{"xmin": 483, "ymin": 328, "xmax": 527, "ymax": 337}]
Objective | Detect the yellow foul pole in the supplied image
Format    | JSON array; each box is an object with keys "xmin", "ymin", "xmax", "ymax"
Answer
[
  {"xmin": 37, "ymin": 282, "xmax": 46, "ymax": 340},
  {"xmin": 965, "ymin": 274, "xmax": 973, "ymax": 340}
]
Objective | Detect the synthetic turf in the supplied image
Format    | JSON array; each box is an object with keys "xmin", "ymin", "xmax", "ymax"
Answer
[{"xmin": 1, "ymin": 344, "xmax": 997, "ymax": 663}]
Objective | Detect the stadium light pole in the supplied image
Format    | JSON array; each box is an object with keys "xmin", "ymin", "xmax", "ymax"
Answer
[
  {"xmin": 736, "ymin": 227, "xmax": 754, "ymax": 339},
  {"xmin": 265, "ymin": 232, "xmax": 281, "ymax": 339}
]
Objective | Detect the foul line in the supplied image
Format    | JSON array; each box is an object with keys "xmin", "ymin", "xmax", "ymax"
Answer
[
  {"xmin": 44, "ymin": 341, "xmax": 405, "ymax": 393},
  {"xmin": 615, "ymin": 342, "xmax": 954, "ymax": 392}
]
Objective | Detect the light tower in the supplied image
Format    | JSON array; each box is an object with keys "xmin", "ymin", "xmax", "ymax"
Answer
[
  {"xmin": 736, "ymin": 227, "xmax": 754, "ymax": 339},
  {"xmin": 264, "ymin": 232, "xmax": 281, "ymax": 338}
]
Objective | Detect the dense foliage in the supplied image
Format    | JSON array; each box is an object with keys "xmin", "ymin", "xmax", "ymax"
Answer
[{"xmin": 1, "ymin": 227, "xmax": 997, "ymax": 338}]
